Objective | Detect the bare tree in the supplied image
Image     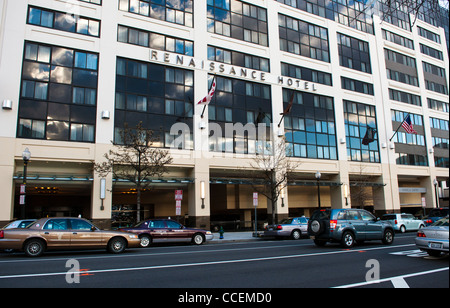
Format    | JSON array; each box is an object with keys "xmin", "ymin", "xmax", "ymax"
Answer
[
  {"xmin": 250, "ymin": 136, "xmax": 299, "ymax": 224},
  {"xmin": 94, "ymin": 122, "xmax": 173, "ymax": 222}
]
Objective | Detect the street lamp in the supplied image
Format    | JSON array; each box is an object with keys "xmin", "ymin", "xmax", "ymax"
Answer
[
  {"xmin": 200, "ymin": 181, "xmax": 206, "ymax": 209},
  {"xmin": 20, "ymin": 148, "xmax": 31, "ymax": 219},
  {"xmin": 433, "ymin": 179, "xmax": 440, "ymax": 208},
  {"xmin": 315, "ymin": 171, "xmax": 321, "ymax": 209}
]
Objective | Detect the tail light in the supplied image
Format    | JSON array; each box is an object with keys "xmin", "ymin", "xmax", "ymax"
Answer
[
  {"xmin": 0, "ymin": 230, "xmax": 3, "ymax": 239},
  {"xmin": 425, "ymin": 219, "xmax": 432, "ymax": 224},
  {"xmin": 276, "ymin": 225, "xmax": 283, "ymax": 230},
  {"xmin": 330, "ymin": 220, "xmax": 337, "ymax": 231},
  {"xmin": 394, "ymin": 220, "xmax": 398, "ymax": 225},
  {"xmin": 417, "ymin": 231, "xmax": 426, "ymax": 238}
]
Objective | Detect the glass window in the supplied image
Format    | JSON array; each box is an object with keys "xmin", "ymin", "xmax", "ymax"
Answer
[
  {"xmin": 70, "ymin": 219, "xmax": 93, "ymax": 230},
  {"xmin": 43, "ymin": 219, "xmax": 69, "ymax": 230}
]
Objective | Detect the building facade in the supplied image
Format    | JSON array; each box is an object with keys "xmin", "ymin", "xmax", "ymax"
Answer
[{"xmin": 0, "ymin": 0, "xmax": 448, "ymax": 229}]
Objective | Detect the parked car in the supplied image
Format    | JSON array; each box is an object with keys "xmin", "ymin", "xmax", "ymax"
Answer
[
  {"xmin": 308, "ymin": 209, "xmax": 395, "ymax": 248},
  {"xmin": 0, "ymin": 217, "xmax": 140, "ymax": 257},
  {"xmin": 2, "ymin": 219, "xmax": 36, "ymax": 252},
  {"xmin": 120, "ymin": 219, "xmax": 214, "ymax": 247},
  {"xmin": 2, "ymin": 219, "xmax": 36, "ymax": 229},
  {"xmin": 423, "ymin": 208, "xmax": 449, "ymax": 226},
  {"xmin": 264, "ymin": 217, "xmax": 309, "ymax": 240},
  {"xmin": 415, "ymin": 216, "xmax": 449, "ymax": 257},
  {"xmin": 381, "ymin": 213, "xmax": 425, "ymax": 233}
]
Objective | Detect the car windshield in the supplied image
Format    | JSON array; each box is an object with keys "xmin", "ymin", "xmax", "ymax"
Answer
[
  {"xmin": 311, "ymin": 210, "xmax": 331, "ymax": 220},
  {"xmin": 431, "ymin": 217, "xmax": 449, "ymax": 227}
]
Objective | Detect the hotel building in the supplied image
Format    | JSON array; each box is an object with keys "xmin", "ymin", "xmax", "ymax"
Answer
[{"xmin": 0, "ymin": 0, "xmax": 448, "ymax": 229}]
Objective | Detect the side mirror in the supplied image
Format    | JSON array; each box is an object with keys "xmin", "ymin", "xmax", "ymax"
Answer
[{"xmin": 91, "ymin": 226, "xmax": 97, "ymax": 232}]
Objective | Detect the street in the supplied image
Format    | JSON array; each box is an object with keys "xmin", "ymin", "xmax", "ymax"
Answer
[{"xmin": 0, "ymin": 234, "xmax": 448, "ymax": 292}]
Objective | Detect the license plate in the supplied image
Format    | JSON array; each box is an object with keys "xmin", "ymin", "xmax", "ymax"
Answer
[{"xmin": 429, "ymin": 242, "xmax": 443, "ymax": 249}]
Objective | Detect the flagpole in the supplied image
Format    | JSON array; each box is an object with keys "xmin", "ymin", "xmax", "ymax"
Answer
[
  {"xmin": 201, "ymin": 105, "xmax": 207, "ymax": 119},
  {"xmin": 389, "ymin": 112, "xmax": 410, "ymax": 141}
]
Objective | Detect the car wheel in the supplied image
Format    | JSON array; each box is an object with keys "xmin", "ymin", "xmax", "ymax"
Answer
[
  {"xmin": 399, "ymin": 225, "xmax": 406, "ymax": 233},
  {"xmin": 309, "ymin": 220, "xmax": 325, "ymax": 236},
  {"xmin": 24, "ymin": 239, "xmax": 45, "ymax": 257},
  {"xmin": 108, "ymin": 237, "xmax": 127, "ymax": 254},
  {"xmin": 291, "ymin": 230, "xmax": 301, "ymax": 240},
  {"xmin": 341, "ymin": 231, "xmax": 355, "ymax": 248},
  {"xmin": 139, "ymin": 235, "xmax": 151, "ymax": 248},
  {"xmin": 382, "ymin": 229, "xmax": 394, "ymax": 245},
  {"xmin": 192, "ymin": 233, "xmax": 205, "ymax": 245}
]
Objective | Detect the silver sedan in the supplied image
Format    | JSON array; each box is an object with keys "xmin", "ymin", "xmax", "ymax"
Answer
[
  {"xmin": 264, "ymin": 217, "xmax": 309, "ymax": 240},
  {"xmin": 415, "ymin": 217, "xmax": 449, "ymax": 257}
]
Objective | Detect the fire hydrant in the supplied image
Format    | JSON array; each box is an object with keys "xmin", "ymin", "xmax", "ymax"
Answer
[{"xmin": 219, "ymin": 226, "xmax": 224, "ymax": 239}]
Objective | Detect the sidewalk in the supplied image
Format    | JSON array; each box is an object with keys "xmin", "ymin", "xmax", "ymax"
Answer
[{"xmin": 210, "ymin": 231, "xmax": 264, "ymax": 243}]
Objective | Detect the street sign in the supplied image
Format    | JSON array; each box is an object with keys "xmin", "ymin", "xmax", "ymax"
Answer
[
  {"xmin": 176, "ymin": 200, "xmax": 182, "ymax": 215},
  {"xmin": 253, "ymin": 192, "xmax": 258, "ymax": 207},
  {"xmin": 175, "ymin": 190, "xmax": 183, "ymax": 201}
]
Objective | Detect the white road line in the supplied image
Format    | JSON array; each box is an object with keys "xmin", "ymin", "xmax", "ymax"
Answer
[
  {"xmin": 0, "ymin": 244, "xmax": 415, "ymax": 280},
  {"xmin": 334, "ymin": 267, "xmax": 449, "ymax": 288}
]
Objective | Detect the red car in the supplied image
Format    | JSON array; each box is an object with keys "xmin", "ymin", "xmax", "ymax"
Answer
[{"xmin": 120, "ymin": 219, "xmax": 214, "ymax": 247}]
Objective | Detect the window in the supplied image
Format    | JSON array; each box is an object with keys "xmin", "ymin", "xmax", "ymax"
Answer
[
  {"xmin": 115, "ymin": 58, "xmax": 194, "ymax": 149},
  {"xmin": 341, "ymin": 77, "xmax": 374, "ymax": 95},
  {"xmin": 338, "ymin": 33, "xmax": 371, "ymax": 73},
  {"xmin": 208, "ymin": 46, "xmax": 269, "ymax": 72},
  {"xmin": 119, "ymin": 0, "xmax": 193, "ymax": 27},
  {"xmin": 70, "ymin": 219, "xmax": 94, "ymax": 230},
  {"xmin": 344, "ymin": 100, "xmax": 380, "ymax": 163},
  {"xmin": 276, "ymin": 0, "xmax": 374, "ymax": 34},
  {"xmin": 281, "ymin": 62, "xmax": 332, "ymax": 86},
  {"xmin": 208, "ymin": 0, "xmax": 268, "ymax": 46},
  {"xmin": 43, "ymin": 219, "xmax": 69, "ymax": 230},
  {"xmin": 279, "ymin": 14, "xmax": 329, "ymax": 62},
  {"xmin": 284, "ymin": 89, "xmax": 337, "ymax": 160},
  {"xmin": 27, "ymin": 6, "xmax": 100, "ymax": 37},
  {"xmin": 17, "ymin": 42, "xmax": 98, "ymax": 143},
  {"xmin": 118, "ymin": 25, "xmax": 194, "ymax": 56}
]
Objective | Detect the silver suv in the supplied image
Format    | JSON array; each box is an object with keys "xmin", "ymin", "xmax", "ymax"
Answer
[
  {"xmin": 308, "ymin": 209, "xmax": 395, "ymax": 248},
  {"xmin": 381, "ymin": 213, "xmax": 425, "ymax": 233}
]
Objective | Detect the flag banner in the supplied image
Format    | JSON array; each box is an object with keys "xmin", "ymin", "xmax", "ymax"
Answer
[
  {"xmin": 198, "ymin": 77, "xmax": 216, "ymax": 105},
  {"xmin": 362, "ymin": 127, "xmax": 376, "ymax": 145},
  {"xmin": 401, "ymin": 115, "xmax": 417, "ymax": 134},
  {"xmin": 281, "ymin": 91, "xmax": 295, "ymax": 115}
]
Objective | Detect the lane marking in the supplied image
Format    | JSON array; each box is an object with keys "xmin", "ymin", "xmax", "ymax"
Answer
[
  {"xmin": 334, "ymin": 267, "xmax": 449, "ymax": 288},
  {"xmin": 0, "ymin": 244, "xmax": 415, "ymax": 280}
]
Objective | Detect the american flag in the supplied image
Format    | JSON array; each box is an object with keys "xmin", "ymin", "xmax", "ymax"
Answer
[
  {"xmin": 401, "ymin": 114, "xmax": 417, "ymax": 134},
  {"xmin": 198, "ymin": 77, "xmax": 216, "ymax": 105}
]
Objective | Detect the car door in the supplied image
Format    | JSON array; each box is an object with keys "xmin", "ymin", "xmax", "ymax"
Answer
[
  {"xmin": 41, "ymin": 218, "xmax": 71, "ymax": 248},
  {"xmin": 69, "ymin": 219, "xmax": 104, "ymax": 248},
  {"xmin": 360, "ymin": 210, "xmax": 383, "ymax": 240},
  {"xmin": 345, "ymin": 210, "xmax": 366, "ymax": 240},
  {"xmin": 165, "ymin": 220, "xmax": 189, "ymax": 242},
  {"xmin": 148, "ymin": 220, "xmax": 167, "ymax": 243}
]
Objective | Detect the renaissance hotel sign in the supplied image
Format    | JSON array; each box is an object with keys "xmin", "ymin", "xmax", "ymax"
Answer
[{"xmin": 149, "ymin": 49, "xmax": 318, "ymax": 92}]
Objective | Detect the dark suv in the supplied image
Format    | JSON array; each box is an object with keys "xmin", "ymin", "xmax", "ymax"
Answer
[{"xmin": 308, "ymin": 209, "xmax": 395, "ymax": 248}]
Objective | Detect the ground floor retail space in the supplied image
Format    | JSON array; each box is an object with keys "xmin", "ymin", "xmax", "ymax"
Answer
[{"xmin": 3, "ymin": 161, "xmax": 448, "ymax": 230}]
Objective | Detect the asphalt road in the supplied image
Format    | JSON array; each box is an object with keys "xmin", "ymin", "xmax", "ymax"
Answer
[{"xmin": 0, "ymin": 234, "xmax": 448, "ymax": 293}]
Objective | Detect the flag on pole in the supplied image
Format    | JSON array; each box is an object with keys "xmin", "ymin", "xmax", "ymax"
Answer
[
  {"xmin": 362, "ymin": 127, "xmax": 376, "ymax": 145},
  {"xmin": 401, "ymin": 114, "xmax": 417, "ymax": 134},
  {"xmin": 198, "ymin": 77, "xmax": 216, "ymax": 105},
  {"xmin": 280, "ymin": 91, "xmax": 295, "ymax": 116}
]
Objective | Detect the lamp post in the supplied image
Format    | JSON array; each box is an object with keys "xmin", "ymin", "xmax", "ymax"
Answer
[
  {"xmin": 200, "ymin": 181, "xmax": 206, "ymax": 209},
  {"xmin": 21, "ymin": 148, "xmax": 31, "ymax": 219},
  {"xmin": 315, "ymin": 171, "xmax": 321, "ymax": 209},
  {"xmin": 433, "ymin": 179, "xmax": 440, "ymax": 208}
]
